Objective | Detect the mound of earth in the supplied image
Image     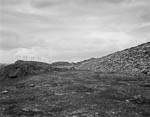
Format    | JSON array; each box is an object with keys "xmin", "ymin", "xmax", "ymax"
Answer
[
  {"xmin": 0, "ymin": 60, "xmax": 51, "ymax": 79},
  {"xmin": 77, "ymin": 42, "xmax": 150, "ymax": 75}
]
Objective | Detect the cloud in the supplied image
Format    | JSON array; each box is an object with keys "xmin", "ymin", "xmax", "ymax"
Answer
[
  {"xmin": 0, "ymin": 30, "xmax": 20, "ymax": 50},
  {"xmin": 0, "ymin": 29, "xmax": 48, "ymax": 50},
  {"xmin": 0, "ymin": 0, "xmax": 150, "ymax": 63},
  {"xmin": 0, "ymin": 0, "xmax": 24, "ymax": 5}
]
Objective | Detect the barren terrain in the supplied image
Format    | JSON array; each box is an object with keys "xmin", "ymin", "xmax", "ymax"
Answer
[{"xmin": 0, "ymin": 70, "xmax": 150, "ymax": 117}]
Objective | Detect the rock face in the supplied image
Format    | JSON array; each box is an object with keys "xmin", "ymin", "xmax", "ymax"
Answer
[
  {"xmin": 77, "ymin": 42, "xmax": 150, "ymax": 75},
  {"xmin": 0, "ymin": 60, "xmax": 51, "ymax": 79}
]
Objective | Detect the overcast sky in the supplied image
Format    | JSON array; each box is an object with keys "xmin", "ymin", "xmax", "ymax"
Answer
[{"xmin": 0, "ymin": 0, "xmax": 150, "ymax": 63}]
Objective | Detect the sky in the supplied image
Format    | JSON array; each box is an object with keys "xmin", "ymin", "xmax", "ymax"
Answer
[{"xmin": 0, "ymin": 0, "xmax": 150, "ymax": 63}]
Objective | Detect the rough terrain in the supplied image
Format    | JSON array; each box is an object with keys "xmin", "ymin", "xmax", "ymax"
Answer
[
  {"xmin": 0, "ymin": 42, "xmax": 150, "ymax": 117},
  {"xmin": 0, "ymin": 70, "xmax": 150, "ymax": 117},
  {"xmin": 77, "ymin": 42, "xmax": 150, "ymax": 75}
]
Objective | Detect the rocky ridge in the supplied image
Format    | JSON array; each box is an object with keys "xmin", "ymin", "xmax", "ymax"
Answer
[{"xmin": 77, "ymin": 42, "xmax": 150, "ymax": 75}]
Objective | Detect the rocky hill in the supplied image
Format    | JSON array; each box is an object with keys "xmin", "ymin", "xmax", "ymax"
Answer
[
  {"xmin": 0, "ymin": 60, "xmax": 51, "ymax": 79},
  {"xmin": 77, "ymin": 42, "xmax": 150, "ymax": 75},
  {"xmin": 0, "ymin": 60, "xmax": 75, "ymax": 80}
]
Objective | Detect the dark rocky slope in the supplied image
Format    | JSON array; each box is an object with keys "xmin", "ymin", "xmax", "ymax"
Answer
[{"xmin": 77, "ymin": 42, "xmax": 150, "ymax": 75}]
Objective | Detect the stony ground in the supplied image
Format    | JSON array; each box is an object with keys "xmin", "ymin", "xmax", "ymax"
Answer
[
  {"xmin": 77, "ymin": 42, "xmax": 150, "ymax": 74},
  {"xmin": 0, "ymin": 70, "xmax": 150, "ymax": 117}
]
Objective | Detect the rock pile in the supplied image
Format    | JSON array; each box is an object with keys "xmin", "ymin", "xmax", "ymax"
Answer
[{"xmin": 77, "ymin": 42, "xmax": 150, "ymax": 75}]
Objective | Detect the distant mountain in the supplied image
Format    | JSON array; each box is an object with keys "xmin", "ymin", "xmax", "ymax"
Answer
[{"xmin": 77, "ymin": 42, "xmax": 150, "ymax": 75}]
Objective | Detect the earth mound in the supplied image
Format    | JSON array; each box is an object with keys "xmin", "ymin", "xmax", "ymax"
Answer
[{"xmin": 0, "ymin": 60, "xmax": 51, "ymax": 79}]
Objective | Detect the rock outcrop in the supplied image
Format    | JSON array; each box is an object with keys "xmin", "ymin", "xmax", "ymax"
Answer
[
  {"xmin": 0, "ymin": 60, "xmax": 51, "ymax": 79},
  {"xmin": 77, "ymin": 42, "xmax": 150, "ymax": 75},
  {"xmin": 0, "ymin": 60, "xmax": 75, "ymax": 80}
]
